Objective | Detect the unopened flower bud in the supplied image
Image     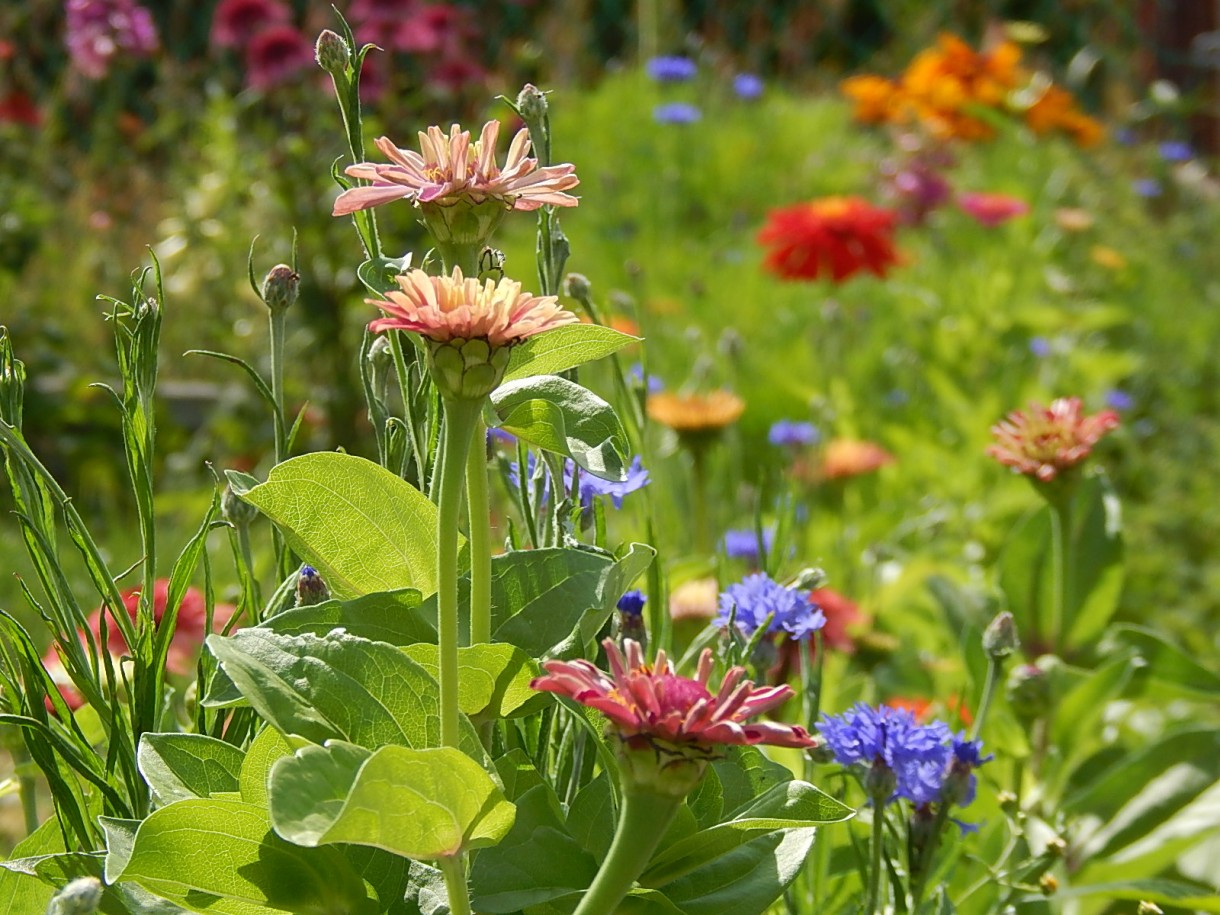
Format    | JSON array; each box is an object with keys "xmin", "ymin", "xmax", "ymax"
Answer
[
  {"xmin": 864, "ymin": 757, "xmax": 897, "ymax": 804},
  {"xmin": 315, "ymin": 29, "xmax": 349, "ymax": 75},
  {"xmin": 262, "ymin": 264, "xmax": 299, "ymax": 314},
  {"xmin": 1039, "ymin": 874, "xmax": 1058, "ymax": 896},
  {"xmin": 563, "ymin": 272, "xmax": 591, "ymax": 301},
  {"xmin": 808, "ymin": 740, "xmax": 836, "ymax": 765},
  {"xmin": 295, "ymin": 565, "xmax": 330, "ymax": 607},
  {"xmin": 516, "ymin": 84, "xmax": 548, "ymax": 123},
  {"xmin": 222, "ymin": 485, "xmax": 258, "ymax": 527},
  {"xmin": 996, "ymin": 789, "xmax": 1018, "ymax": 813},
  {"xmin": 49, "ymin": 876, "xmax": 103, "ymax": 915},
  {"xmin": 983, "ymin": 611, "xmax": 1019, "ymax": 659},
  {"xmin": 789, "ymin": 567, "xmax": 828, "ymax": 590},
  {"xmin": 1006, "ymin": 661, "xmax": 1053, "ymax": 721},
  {"xmin": 1045, "ymin": 836, "xmax": 1067, "ymax": 858}
]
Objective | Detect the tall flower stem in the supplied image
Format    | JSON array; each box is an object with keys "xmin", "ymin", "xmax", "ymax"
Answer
[
  {"xmin": 909, "ymin": 803, "xmax": 952, "ymax": 911},
  {"xmin": 573, "ymin": 788, "xmax": 683, "ymax": 915},
  {"xmin": 1047, "ymin": 493, "xmax": 1074, "ymax": 655},
  {"xmin": 867, "ymin": 805, "xmax": 885, "ymax": 915},
  {"xmin": 467, "ymin": 414, "xmax": 493, "ymax": 645},
  {"xmin": 268, "ymin": 306, "xmax": 291, "ymax": 577},
  {"xmin": 435, "ymin": 396, "xmax": 482, "ymax": 748},
  {"xmin": 437, "ymin": 855, "xmax": 472, "ymax": 915},
  {"xmin": 971, "ymin": 657, "xmax": 1001, "ymax": 742},
  {"xmin": 690, "ymin": 446, "xmax": 710, "ymax": 554}
]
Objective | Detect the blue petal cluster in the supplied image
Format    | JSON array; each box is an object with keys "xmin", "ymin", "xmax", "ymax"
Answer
[
  {"xmin": 768, "ymin": 419, "xmax": 819, "ymax": 447},
  {"xmin": 507, "ymin": 454, "xmax": 650, "ymax": 510},
  {"xmin": 646, "ymin": 55, "xmax": 697, "ymax": 82},
  {"xmin": 716, "ymin": 573, "xmax": 824, "ymax": 640},
  {"xmin": 616, "ymin": 589, "xmax": 647, "ymax": 618},
  {"xmin": 653, "ymin": 102, "xmax": 702, "ymax": 125},
  {"xmin": 1158, "ymin": 140, "xmax": 1193, "ymax": 162},
  {"xmin": 721, "ymin": 527, "xmax": 774, "ymax": 561},
  {"xmin": 733, "ymin": 73, "xmax": 764, "ymax": 100}
]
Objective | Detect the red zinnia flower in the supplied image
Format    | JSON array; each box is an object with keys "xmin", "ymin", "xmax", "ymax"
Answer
[
  {"xmin": 758, "ymin": 197, "xmax": 901, "ymax": 283},
  {"xmin": 987, "ymin": 397, "xmax": 1119, "ymax": 482},
  {"xmin": 957, "ymin": 191, "xmax": 1029, "ymax": 227}
]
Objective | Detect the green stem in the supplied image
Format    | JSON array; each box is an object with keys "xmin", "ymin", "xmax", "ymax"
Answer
[
  {"xmin": 436, "ymin": 396, "xmax": 482, "ymax": 748},
  {"xmin": 867, "ymin": 804, "xmax": 885, "ymax": 915},
  {"xmin": 971, "ymin": 657, "xmax": 1001, "ymax": 741},
  {"xmin": 437, "ymin": 854, "xmax": 472, "ymax": 915},
  {"xmin": 910, "ymin": 803, "xmax": 952, "ymax": 911},
  {"xmin": 1047, "ymin": 495, "xmax": 1073, "ymax": 655},
  {"xmin": 466, "ymin": 415, "xmax": 493, "ymax": 646},
  {"xmin": 13, "ymin": 744, "xmax": 38, "ymax": 836},
  {"xmin": 690, "ymin": 446, "xmax": 710, "ymax": 554},
  {"xmin": 268, "ymin": 307, "xmax": 291, "ymax": 578},
  {"xmin": 573, "ymin": 788, "xmax": 683, "ymax": 915}
]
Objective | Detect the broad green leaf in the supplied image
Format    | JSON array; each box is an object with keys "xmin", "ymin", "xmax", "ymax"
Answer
[
  {"xmin": 650, "ymin": 827, "xmax": 816, "ymax": 915},
  {"xmin": 403, "ymin": 643, "xmax": 548, "ymax": 724},
  {"xmin": 1063, "ymin": 473, "xmax": 1124, "ymax": 649},
  {"xmin": 1049, "ymin": 878, "xmax": 1220, "ymax": 912},
  {"xmin": 711, "ymin": 745, "xmax": 795, "ymax": 819},
  {"xmin": 107, "ymin": 798, "xmax": 377, "ymax": 914},
  {"xmin": 491, "ymin": 375, "xmax": 629, "ymax": 480},
  {"xmin": 1108, "ymin": 624, "xmax": 1220, "ymax": 697},
  {"xmin": 270, "ymin": 744, "xmax": 515, "ymax": 860},
  {"xmin": 0, "ymin": 817, "xmax": 61, "ymax": 914},
  {"xmin": 205, "ymin": 629, "xmax": 484, "ymax": 758},
  {"xmin": 686, "ymin": 765, "xmax": 725, "ymax": 830},
  {"xmin": 239, "ymin": 726, "xmax": 295, "ymax": 807},
  {"xmin": 566, "ymin": 773, "xmax": 616, "ymax": 859},
  {"xmin": 230, "ymin": 453, "xmax": 462, "ymax": 599},
  {"xmin": 470, "ymin": 783, "xmax": 598, "ymax": 912},
  {"xmin": 502, "ymin": 324, "xmax": 639, "ymax": 384},
  {"xmin": 641, "ymin": 781, "xmax": 853, "ymax": 886},
  {"xmin": 137, "ymin": 733, "xmax": 244, "ymax": 805},
  {"xmin": 357, "ymin": 255, "xmax": 413, "ymax": 296}
]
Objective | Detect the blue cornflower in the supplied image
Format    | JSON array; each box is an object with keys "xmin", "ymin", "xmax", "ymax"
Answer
[
  {"xmin": 628, "ymin": 362, "xmax": 664, "ymax": 393},
  {"xmin": 617, "ymin": 589, "xmax": 647, "ymax": 617},
  {"xmin": 508, "ymin": 454, "xmax": 650, "ymax": 510},
  {"xmin": 1158, "ymin": 140, "xmax": 1193, "ymax": 162},
  {"xmin": 653, "ymin": 102, "xmax": 702, "ymax": 125},
  {"xmin": 716, "ymin": 572, "xmax": 824, "ymax": 640},
  {"xmin": 1112, "ymin": 127, "xmax": 1136, "ymax": 146},
  {"xmin": 733, "ymin": 73, "xmax": 764, "ymax": 100},
  {"xmin": 646, "ymin": 55, "xmax": 697, "ymax": 82},
  {"xmin": 1029, "ymin": 336, "xmax": 1051, "ymax": 358},
  {"xmin": 768, "ymin": 419, "xmax": 819, "ymax": 447},
  {"xmin": 1133, "ymin": 178, "xmax": 1163, "ymax": 198},
  {"xmin": 817, "ymin": 703, "xmax": 953, "ymax": 805},
  {"xmin": 721, "ymin": 527, "xmax": 774, "ymax": 562},
  {"xmin": 1105, "ymin": 388, "xmax": 1134, "ymax": 411},
  {"xmin": 940, "ymin": 733, "xmax": 993, "ymax": 807}
]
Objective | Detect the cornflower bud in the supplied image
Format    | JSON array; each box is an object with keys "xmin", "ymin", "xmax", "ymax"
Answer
[
  {"xmin": 49, "ymin": 877, "xmax": 103, "ymax": 915},
  {"xmin": 563, "ymin": 272, "xmax": 591, "ymax": 301},
  {"xmin": 262, "ymin": 264, "xmax": 300, "ymax": 314},
  {"xmin": 983, "ymin": 611, "xmax": 1019, "ymax": 659},
  {"xmin": 864, "ymin": 756, "xmax": 898, "ymax": 804},
  {"xmin": 295, "ymin": 565, "xmax": 330, "ymax": 607},
  {"xmin": 1006, "ymin": 661, "xmax": 1053, "ymax": 721},
  {"xmin": 515, "ymin": 83, "xmax": 549, "ymax": 123},
  {"xmin": 222, "ymin": 485, "xmax": 258, "ymax": 527},
  {"xmin": 315, "ymin": 29, "xmax": 349, "ymax": 75}
]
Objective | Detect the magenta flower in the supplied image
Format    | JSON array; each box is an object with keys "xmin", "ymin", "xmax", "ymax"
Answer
[
  {"xmin": 987, "ymin": 397, "xmax": 1119, "ymax": 482},
  {"xmin": 209, "ymin": 0, "xmax": 291, "ymax": 50},
  {"xmin": 65, "ymin": 0, "xmax": 159, "ymax": 80},
  {"xmin": 957, "ymin": 191, "xmax": 1029, "ymax": 227},
  {"xmin": 244, "ymin": 24, "xmax": 314, "ymax": 91},
  {"xmin": 333, "ymin": 120, "xmax": 579, "ymax": 217},
  {"xmin": 531, "ymin": 638, "xmax": 817, "ymax": 750}
]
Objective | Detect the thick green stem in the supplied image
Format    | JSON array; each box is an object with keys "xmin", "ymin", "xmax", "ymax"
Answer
[
  {"xmin": 466, "ymin": 415, "xmax": 493, "ymax": 646},
  {"xmin": 437, "ymin": 854, "xmax": 472, "ymax": 915},
  {"xmin": 436, "ymin": 397, "xmax": 482, "ymax": 748},
  {"xmin": 1047, "ymin": 495, "xmax": 1074, "ymax": 655},
  {"xmin": 971, "ymin": 657, "xmax": 1001, "ymax": 741},
  {"xmin": 268, "ymin": 307, "xmax": 290, "ymax": 578},
  {"xmin": 867, "ymin": 805, "xmax": 885, "ymax": 915},
  {"xmin": 573, "ymin": 788, "xmax": 683, "ymax": 915},
  {"xmin": 910, "ymin": 803, "xmax": 952, "ymax": 911},
  {"xmin": 690, "ymin": 447, "xmax": 710, "ymax": 554}
]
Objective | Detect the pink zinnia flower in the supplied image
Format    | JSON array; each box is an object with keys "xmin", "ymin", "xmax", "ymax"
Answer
[
  {"xmin": 368, "ymin": 266, "xmax": 576, "ymax": 348},
  {"xmin": 41, "ymin": 580, "xmax": 237, "ymax": 710},
  {"xmin": 209, "ymin": 0, "xmax": 291, "ymax": 50},
  {"xmin": 957, "ymin": 191, "xmax": 1029, "ymax": 227},
  {"xmin": 987, "ymin": 397, "xmax": 1119, "ymax": 482},
  {"xmin": 531, "ymin": 638, "xmax": 816, "ymax": 750},
  {"xmin": 244, "ymin": 24, "xmax": 314, "ymax": 91},
  {"xmin": 333, "ymin": 120, "xmax": 579, "ymax": 217}
]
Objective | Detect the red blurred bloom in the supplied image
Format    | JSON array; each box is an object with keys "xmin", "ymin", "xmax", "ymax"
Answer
[
  {"xmin": 771, "ymin": 587, "xmax": 864, "ymax": 683},
  {"xmin": 210, "ymin": 0, "xmax": 292, "ymax": 50},
  {"xmin": 758, "ymin": 197, "xmax": 901, "ymax": 283},
  {"xmin": 0, "ymin": 90, "xmax": 41, "ymax": 127},
  {"xmin": 887, "ymin": 695, "xmax": 973, "ymax": 727},
  {"xmin": 957, "ymin": 191, "xmax": 1029, "ymax": 227},
  {"xmin": 987, "ymin": 397, "xmax": 1119, "ymax": 482},
  {"xmin": 42, "ymin": 580, "xmax": 236, "ymax": 710},
  {"xmin": 244, "ymin": 24, "xmax": 314, "ymax": 91},
  {"xmin": 531, "ymin": 638, "xmax": 816, "ymax": 750}
]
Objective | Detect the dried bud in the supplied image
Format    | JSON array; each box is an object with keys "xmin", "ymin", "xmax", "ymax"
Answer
[
  {"xmin": 983, "ymin": 611, "xmax": 1019, "ymax": 659},
  {"xmin": 515, "ymin": 83, "xmax": 549, "ymax": 123},
  {"xmin": 262, "ymin": 264, "xmax": 300, "ymax": 314},
  {"xmin": 563, "ymin": 272, "xmax": 591, "ymax": 301},
  {"xmin": 1039, "ymin": 874, "xmax": 1058, "ymax": 896},
  {"xmin": 295, "ymin": 565, "xmax": 330, "ymax": 607},
  {"xmin": 315, "ymin": 29, "xmax": 349, "ymax": 75},
  {"xmin": 222, "ymin": 485, "xmax": 258, "ymax": 527},
  {"xmin": 48, "ymin": 877, "xmax": 103, "ymax": 915}
]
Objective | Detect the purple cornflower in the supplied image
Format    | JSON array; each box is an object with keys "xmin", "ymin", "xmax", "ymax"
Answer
[
  {"xmin": 768, "ymin": 419, "xmax": 819, "ymax": 447},
  {"xmin": 617, "ymin": 589, "xmax": 647, "ymax": 617},
  {"xmin": 653, "ymin": 102, "xmax": 702, "ymax": 125},
  {"xmin": 817, "ymin": 703, "xmax": 953, "ymax": 805},
  {"xmin": 1104, "ymin": 389, "xmax": 1134, "ymax": 411},
  {"xmin": 1158, "ymin": 140, "xmax": 1193, "ymax": 162},
  {"xmin": 940, "ymin": 733, "xmax": 992, "ymax": 807},
  {"xmin": 1133, "ymin": 178, "xmax": 1163, "ymax": 198},
  {"xmin": 733, "ymin": 73, "xmax": 764, "ymax": 100},
  {"xmin": 716, "ymin": 573, "xmax": 824, "ymax": 641},
  {"xmin": 65, "ymin": 0, "xmax": 159, "ymax": 79},
  {"xmin": 1029, "ymin": 336, "xmax": 1051, "ymax": 358},
  {"xmin": 721, "ymin": 527, "xmax": 774, "ymax": 562},
  {"xmin": 646, "ymin": 55, "xmax": 697, "ymax": 82}
]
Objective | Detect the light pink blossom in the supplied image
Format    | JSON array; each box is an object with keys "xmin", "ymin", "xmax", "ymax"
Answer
[
  {"xmin": 333, "ymin": 120, "xmax": 579, "ymax": 217},
  {"xmin": 531, "ymin": 638, "xmax": 817, "ymax": 749},
  {"xmin": 988, "ymin": 396, "xmax": 1119, "ymax": 481},
  {"xmin": 957, "ymin": 191, "xmax": 1029, "ymax": 227}
]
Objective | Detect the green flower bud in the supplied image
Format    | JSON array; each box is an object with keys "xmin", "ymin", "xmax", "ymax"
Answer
[
  {"xmin": 222, "ymin": 485, "xmax": 258, "ymax": 527},
  {"xmin": 262, "ymin": 264, "xmax": 299, "ymax": 314},
  {"xmin": 562, "ymin": 272, "xmax": 591, "ymax": 301},
  {"xmin": 613, "ymin": 733, "xmax": 712, "ymax": 799},
  {"xmin": 515, "ymin": 83, "xmax": 549, "ymax": 123},
  {"xmin": 427, "ymin": 337, "xmax": 513, "ymax": 401},
  {"xmin": 315, "ymin": 29, "xmax": 349, "ymax": 75},
  {"xmin": 1006, "ymin": 660, "xmax": 1053, "ymax": 722},
  {"xmin": 983, "ymin": 611, "xmax": 1019, "ymax": 659},
  {"xmin": 48, "ymin": 877, "xmax": 103, "ymax": 915}
]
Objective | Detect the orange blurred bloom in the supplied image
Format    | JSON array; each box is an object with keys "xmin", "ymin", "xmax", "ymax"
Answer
[
  {"xmin": 758, "ymin": 197, "xmax": 901, "ymax": 283},
  {"xmin": 818, "ymin": 438, "xmax": 895, "ymax": 480},
  {"xmin": 887, "ymin": 695, "xmax": 974, "ymax": 727},
  {"xmin": 647, "ymin": 390, "xmax": 745, "ymax": 434}
]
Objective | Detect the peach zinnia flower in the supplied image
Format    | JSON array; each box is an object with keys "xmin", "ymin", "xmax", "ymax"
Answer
[
  {"xmin": 531, "ymin": 638, "xmax": 816, "ymax": 750},
  {"xmin": 758, "ymin": 197, "xmax": 901, "ymax": 283},
  {"xmin": 957, "ymin": 191, "xmax": 1029, "ymax": 227},
  {"xmin": 333, "ymin": 120, "xmax": 580, "ymax": 217},
  {"xmin": 987, "ymin": 397, "xmax": 1119, "ymax": 482},
  {"xmin": 818, "ymin": 438, "xmax": 895, "ymax": 480},
  {"xmin": 647, "ymin": 390, "xmax": 744, "ymax": 433},
  {"xmin": 368, "ymin": 267, "xmax": 576, "ymax": 348}
]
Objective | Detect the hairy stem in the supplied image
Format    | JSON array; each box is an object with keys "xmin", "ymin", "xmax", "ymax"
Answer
[
  {"xmin": 437, "ymin": 854, "xmax": 472, "ymax": 915},
  {"xmin": 466, "ymin": 415, "xmax": 493, "ymax": 645}
]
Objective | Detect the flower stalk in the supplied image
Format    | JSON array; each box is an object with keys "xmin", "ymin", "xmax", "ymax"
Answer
[
  {"xmin": 437, "ymin": 854, "xmax": 472, "ymax": 915},
  {"xmin": 466, "ymin": 414, "xmax": 493, "ymax": 646}
]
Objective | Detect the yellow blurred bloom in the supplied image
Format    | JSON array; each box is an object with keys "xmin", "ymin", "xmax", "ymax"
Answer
[
  {"xmin": 1090, "ymin": 245, "xmax": 1126, "ymax": 270},
  {"xmin": 669, "ymin": 577, "xmax": 719, "ymax": 622},
  {"xmin": 1054, "ymin": 208, "xmax": 1094, "ymax": 232}
]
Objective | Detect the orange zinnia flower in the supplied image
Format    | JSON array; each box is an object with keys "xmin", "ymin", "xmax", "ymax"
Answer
[
  {"xmin": 758, "ymin": 197, "xmax": 901, "ymax": 283},
  {"xmin": 647, "ymin": 390, "xmax": 745, "ymax": 433},
  {"xmin": 818, "ymin": 438, "xmax": 895, "ymax": 480}
]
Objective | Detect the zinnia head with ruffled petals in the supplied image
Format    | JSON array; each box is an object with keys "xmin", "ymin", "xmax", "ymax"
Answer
[
  {"xmin": 368, "ymin": 267, "xmax": 576, "ymax": 348},
  {"xmin": 531, "ymin": 638, "xmax": 816, "ymax": 751},
  {"xmin": 758, "ymin": 197, "xmax": 901, "ymax": 283},
  {"xmin": 987, "ymin": 396, "xmax": 1119, "ymax": 482},
  {"xmin": 333, "ymin": 119, "xmax": 580, "ymax": 217}
]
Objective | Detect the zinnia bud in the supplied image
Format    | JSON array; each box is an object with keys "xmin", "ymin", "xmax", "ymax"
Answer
[{"xmin": 515, "ymin": 83, "xmax": 548, "ymax": 123}]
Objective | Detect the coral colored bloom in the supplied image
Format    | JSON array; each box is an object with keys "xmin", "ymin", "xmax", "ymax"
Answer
[
  {"xmin": 818, "ymin": 438, "xmax": 895, "ymax": 480},
  {"xmin": 647, "ymin": 390, "xmax": 744, "ymax": 433},
  {"xmin": 334, "ymin": 120, "xmax": 579, "ymax": 216},
  {"xmin": 210, "ymin": 0, "xmax": 291, "ymax": 49},
  {"xmin": 807, "ymin": 588, "xmax": 863, "ymax": 653},
  {"xmin": 957, "ymin": 191, "xmax": 1029, "ymax": 227},
  {"xmin": 758, "ymin": 197, "xmax": 900, "ymax": 283},
  {"xmin": 887, "ymin": 695, "xmax": 973, "ymax": 728},
  {"xmin": 987, "ymin": 397, "xmax": 1119, "ymax": 482},
  {"xmin": 42, "ymin": 581, "xmax": 237, "ymax": 709},
  {"xmin": 367, "ymin": 267, "xmax": 575, "ymax": 348},
  {"xmin": 531, "ymin": 639, "xmax": 816, "ymax": 749}
]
